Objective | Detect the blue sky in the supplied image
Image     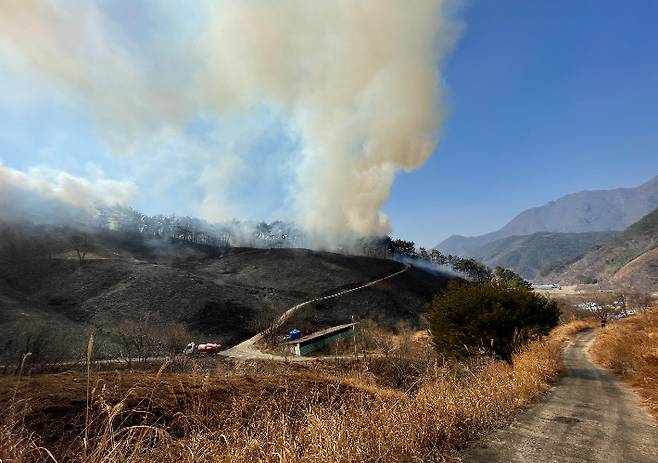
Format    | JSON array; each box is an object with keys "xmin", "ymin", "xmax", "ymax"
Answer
[
  {"xmin": 1, "ymin": 1, "xmax": 657, "ymax": 248},
  {"xmin": 387, "ymin": 0, "xmax": 658, "ymax": 245}
]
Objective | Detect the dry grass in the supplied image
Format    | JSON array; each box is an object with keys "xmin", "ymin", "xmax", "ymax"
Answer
[
  {"xmin": 591, "ymin": 309, "xmax": 658, "ymax": 419},
  {"xmin": 1, "ymin": 321, "xmax": 590, "ymax": 463},
  {"xmin": 549, "ymin": 319, "xmax": 596, "ymax": 340}
]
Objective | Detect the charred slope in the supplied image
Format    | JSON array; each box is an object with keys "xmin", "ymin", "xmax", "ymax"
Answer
[
  {"xmin": 198, "ymin": 247, "xmax": 404, "ymax": 297},
  {"xmin": 282, "ymin": 265, "xmax": 450, "ymax": 334},
  {"xmin": 0, "ymin": 233, "xmax": 452, "ymax": 349}
]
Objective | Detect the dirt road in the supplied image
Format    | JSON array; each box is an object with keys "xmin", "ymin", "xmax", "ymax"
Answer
[
  {"xmin": 462, "ymin": 331, "xmax": 658, "ymax": 462},
  {"xmin": 223, "ymin": 263, "xmax": 409, "ymax": 361}
]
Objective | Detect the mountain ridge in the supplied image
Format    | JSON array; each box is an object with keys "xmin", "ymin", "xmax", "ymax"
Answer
[
  {"xmin": 467, "ymin": 231, "xmax": 617, "ymax": 280},
  {"xmin": 436, "ymin": 175, "xmax": 658, "ymax": 256}
]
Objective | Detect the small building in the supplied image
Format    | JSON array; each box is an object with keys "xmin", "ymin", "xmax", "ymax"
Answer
[
  {"xmin": 532, "ymin": 283, "xmax": 561, "ymax": 290},
  {"xmin": 286, "ymin": 323, "xmax": 357, "ymax": 356}
]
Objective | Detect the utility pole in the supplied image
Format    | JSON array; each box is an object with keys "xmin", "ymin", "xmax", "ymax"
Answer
[{"xmin": 352, "ymin": 315, "xmax": 357, "ymax": 359}]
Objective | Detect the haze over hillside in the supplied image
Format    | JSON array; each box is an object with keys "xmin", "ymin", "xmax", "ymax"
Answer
[
  {"xmin": 437, "ymin": 175, "xmax": 658, "ymax": 257},
  {"xmin": 467, "ymin": 231, "xmax": 617, "ymax": 280}
]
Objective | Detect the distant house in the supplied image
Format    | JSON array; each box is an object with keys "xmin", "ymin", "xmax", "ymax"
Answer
[{"xmin": 286, "ymin": 323, "xmax": 357, "ymax": 356}]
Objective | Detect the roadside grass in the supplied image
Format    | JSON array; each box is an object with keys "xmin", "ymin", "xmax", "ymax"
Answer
[
  {"xmin": 591, "ymin": 309, "xmax": 658, "ymax": 419},
  {"xmin": 0, "ymin": 321, "xmax": 591, "ymax": 463}
]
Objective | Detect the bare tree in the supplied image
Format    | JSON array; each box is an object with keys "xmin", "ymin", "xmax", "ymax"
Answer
[
  {"xmin": 628, "ymin": 292, "xmax": 655, "ymax": 313},
  {"xmin": 160, "ymin": 320, "xmax": 194, "ymax": 357},
  {"xmin": 114, "ymin": 315, "xmax": 161, "ymax": 365},
  {"xmin": 1, "ymin": 320, "xmax": 80, "ymax": 374},
  {"xmin": 70, "ymin": 233, "xmax": 94, "ymax": 264},
  {"xmin": 616, "ymin": 293, "xmax": 628, "ymax": 316},
  {"xmin": 251, "ymin": 304, "xmax": 281, "ymax": 347},
  {"xmin": 359, "ymin": 320, "xmax": 396, "ymax": 357},
  {"xmin": 113, "ymin": 315, "xmax": 194, "ymax": 364}
]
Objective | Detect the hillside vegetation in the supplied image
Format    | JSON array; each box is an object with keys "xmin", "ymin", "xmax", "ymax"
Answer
[
  {"xmin": 542, "ymin": 207, "xmax": 658, "ymax": 290},
  {"xmin": 467, "ymin": 231, "xmax": 616, "ymax": 280}
]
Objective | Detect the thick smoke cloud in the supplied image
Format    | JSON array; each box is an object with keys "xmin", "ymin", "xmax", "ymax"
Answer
[
  {"xmin": 0, "ymin": 164, "xmax": 135, "ymax": 223},
  {"xmin": 201, "ymin": 1, "xmax": 460, "ymax": 243},
  {"xmin": 0, "ymin": 0, "xmax": 460, "ymax": 243},
  {"xmin": 0, "ymin": 0, "xmax": 193, "ymax": 143}
]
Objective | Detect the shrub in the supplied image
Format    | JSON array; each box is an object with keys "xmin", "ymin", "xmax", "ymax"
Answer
[{"xmin": 427, "ymin": 282, "xmax": 560, "ymax": 361}]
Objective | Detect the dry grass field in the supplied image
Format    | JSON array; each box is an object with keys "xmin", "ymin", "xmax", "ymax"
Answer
[
  {"xmin": 1, "ymin": 321, "xmax": 591, "ymax": 463},
  {"xmin": 591, "ymin": 309, "xmax": 658, "ymax": 419}
]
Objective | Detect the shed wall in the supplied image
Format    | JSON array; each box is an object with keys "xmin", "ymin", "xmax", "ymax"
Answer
[{"xmin": 298, "ymin": 328, "xmax": 354, "ymax": 355}]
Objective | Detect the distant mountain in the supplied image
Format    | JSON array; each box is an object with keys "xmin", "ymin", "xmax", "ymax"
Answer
[
  {"xmin": 541, "ymin": 207, "xmax": 658, "ymax": 291},
  {"xmin": 436, "ymin": 175, "xmax": 658, "ymax": 256},
  {"xmin": 467, "ymin": 231, "xmax": 617, "ymax": 280}
]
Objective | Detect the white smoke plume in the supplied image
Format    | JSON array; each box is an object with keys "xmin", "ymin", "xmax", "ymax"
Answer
[
  {"xmin": 0, "ymin": 0, "xmax": 461, "ymax": 244},
  {"xmin": 0, "ymin": 164, "xmax": 135, "ymax": 223}
]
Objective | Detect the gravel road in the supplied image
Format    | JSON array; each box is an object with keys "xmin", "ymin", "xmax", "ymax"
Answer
[{"xmin": 462, "ymin": 330, "xmax": 658, "ymax": 462}]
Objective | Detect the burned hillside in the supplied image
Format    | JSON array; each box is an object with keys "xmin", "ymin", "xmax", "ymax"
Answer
[{"xmin": 0, "ymin": 223, "xmax": 452, "ymax": 363}]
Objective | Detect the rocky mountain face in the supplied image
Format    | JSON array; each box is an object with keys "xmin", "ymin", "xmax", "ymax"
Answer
[{"xmin": 437, "ymin": 175, "xmax": 658, "ymax": 256}]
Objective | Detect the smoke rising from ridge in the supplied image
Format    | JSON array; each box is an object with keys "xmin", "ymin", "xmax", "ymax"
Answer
[
  {"xmin": 0, "ymin": 1, "xmax": 460, "ymax": 243},
  {"xmin": 0, "ymin": 163, "xmax": 135, "ymax": 223}
]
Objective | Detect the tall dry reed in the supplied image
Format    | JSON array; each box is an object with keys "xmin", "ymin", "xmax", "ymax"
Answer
[
  {"xmin": 591, "ymin": 309, "xmax": 658, "ymax": 418},
  {"xmin": 1, "ymin": 321, "xmax": 591, "ymax": 463}
]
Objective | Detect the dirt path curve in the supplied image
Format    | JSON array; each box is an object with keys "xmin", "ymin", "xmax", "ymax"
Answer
[
  {"xmin": 462, "ymin": 330, "xmax": 658, "ymax": 463},
  {"xmin": 222, "ymin": 263, "xmax": 410, "ymax": 361}
]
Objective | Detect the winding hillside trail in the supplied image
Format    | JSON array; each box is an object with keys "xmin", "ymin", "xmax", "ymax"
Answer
[
  {"xmin": 223, "ymin": 263, "xmax": 410, "ymax": 361},
  {"xmin": 462, "ymin": 331, "xmax": 658, "ymax": 463}
]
